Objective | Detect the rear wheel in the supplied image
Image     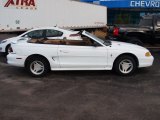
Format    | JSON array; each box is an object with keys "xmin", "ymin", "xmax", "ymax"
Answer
[
  {"xmin": 114, "ymin": 55, "xmax": 137, "ymax": 76},
  {"xmin": 26, "ymin": 57, "xmax": 50, "ymax": 77}
]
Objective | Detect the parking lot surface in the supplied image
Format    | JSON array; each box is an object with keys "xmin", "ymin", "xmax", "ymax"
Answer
[{"xmin": 0, "ymin": 35, "xmax": 160, "ymax": 120}]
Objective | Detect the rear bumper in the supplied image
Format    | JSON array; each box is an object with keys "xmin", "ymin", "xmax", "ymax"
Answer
[
  {"xmin": 7, "ymin": 54, "xmax": 26, "ymax": 67},
  {"xmin": 138, "ymin": 56, "xmax": 154, "ymax": 68}
]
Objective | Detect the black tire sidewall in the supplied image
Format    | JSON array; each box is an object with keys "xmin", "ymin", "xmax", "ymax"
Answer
[
  {"xmin": 26, "ymin": 57, "xmax": 49, "ymax": 77},
  {"xmin": 114, "ymin": 55, "xmax": 137, "ymax": 76}
]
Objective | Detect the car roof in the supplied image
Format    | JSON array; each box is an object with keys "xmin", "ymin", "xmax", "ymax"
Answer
[
  {"xmin": 28, "ymin": 27, "xmax": 74, "ymax": 32},
  {"xmin": 20, "ymin": 27, "xmax": 79, "ymax": 37}
]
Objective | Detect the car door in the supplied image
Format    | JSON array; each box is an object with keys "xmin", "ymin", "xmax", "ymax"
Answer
[{"xmin": 58, "ymin": 38, "xmax": 108, "ymax": 70}]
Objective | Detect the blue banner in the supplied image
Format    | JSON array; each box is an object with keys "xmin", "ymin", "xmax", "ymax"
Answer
[{"xmin": 81, "ymin": 0, "xmax": 160, "ymax": 8}]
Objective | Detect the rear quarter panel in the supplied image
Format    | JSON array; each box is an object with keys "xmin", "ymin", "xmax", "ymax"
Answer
[{"xmin": 12, "ymin": 42, "xmax": 60, "ymax": 69}]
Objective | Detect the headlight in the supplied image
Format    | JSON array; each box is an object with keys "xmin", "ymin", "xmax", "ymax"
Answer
[
  {"xmin": 0, "ymin": 40, "xmax": 7, "ymax": 44},
  {"xmin": 145, "ymin": 52, "xmax": 152, "ymax": 57}
]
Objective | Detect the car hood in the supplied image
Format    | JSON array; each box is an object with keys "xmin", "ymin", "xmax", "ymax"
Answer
[
  {"xmin": 0, "ymin": 37, "xmax": 17, "ymax": 44},
  {"xmin": 110, "ymin": 41, "xmax": 148, "ymax": 51}
]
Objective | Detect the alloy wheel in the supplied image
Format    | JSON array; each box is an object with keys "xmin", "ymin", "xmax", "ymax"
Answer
[{"xmin": 30, "ymin": 61, "xmax": 45, "ymax": 75}]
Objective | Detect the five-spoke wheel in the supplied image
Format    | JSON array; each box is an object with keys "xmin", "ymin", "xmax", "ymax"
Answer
[
  {"xmin": 30, "ymin": 61, "xmax": 45, "ymax": 75},
  {"xmin": 26, "ymin": 56, "xmax": 50, "ymax": 77},
  {"xmin": 114, "ymin": 55, "xmax": 137, "ymax": 75}
]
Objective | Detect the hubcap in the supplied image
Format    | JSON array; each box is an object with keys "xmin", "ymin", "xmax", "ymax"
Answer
[
  {"xmin": 30, "ymin": 61, "xmax": 44, "ymax": 75},
  {"xmin": 119, "ymin": 59, "xmax": 133, "ymax": 74}
]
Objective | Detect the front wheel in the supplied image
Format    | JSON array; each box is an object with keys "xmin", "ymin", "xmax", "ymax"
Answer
[
  {"xmin": 114, "ymin": 55, "xmax": 137, "ymax": 76},
  {"xmin": 26, "ymin": 57, "xmax": 50, "ymax": 77}
]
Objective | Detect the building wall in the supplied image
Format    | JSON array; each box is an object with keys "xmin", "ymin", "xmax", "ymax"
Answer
[{"xmin": 81, "ymin": 0, "xmax": 160, "ymax": 25}]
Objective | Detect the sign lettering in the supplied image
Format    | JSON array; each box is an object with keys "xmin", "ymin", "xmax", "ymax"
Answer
[
  {"xmin": 130, "ymin": 1, "xmax": 160, "ymax": 7},
  {"xmin": 81, "ymin": 0, "xmax": 160, "ymax": 8},
  {"xmin": 3, "ymin": 0, "xmax": 36, "ymax": 9}
]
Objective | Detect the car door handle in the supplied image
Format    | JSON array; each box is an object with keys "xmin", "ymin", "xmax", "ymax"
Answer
[{"xmin": 60, "ymin": 50, "xmax": 69, "ymax": 53}]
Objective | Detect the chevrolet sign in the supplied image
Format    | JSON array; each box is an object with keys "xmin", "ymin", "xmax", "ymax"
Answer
[{"xmin": 81, "ymin": 0, "xmax": 160, "ymax": 8}]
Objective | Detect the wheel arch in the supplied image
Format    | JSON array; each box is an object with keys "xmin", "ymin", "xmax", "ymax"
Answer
[
  {"xmin": 113, "ymin": 53, "xmax": 139, "ymax": 69},
  {"xmin": 5, "ymin": 44, "xmax": 11, "ymax": 53},
  {"xmin": 25, "ymin": 54, "xmax": 51, "ymax": 70}
]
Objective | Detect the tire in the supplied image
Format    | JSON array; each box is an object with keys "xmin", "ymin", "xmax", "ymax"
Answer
[
  {"xmin": 114, "ymin": 55, "xmax": 137, "ymax": 76},
  {"xmin": 26, "ymin": 57, "xmax": 50, "ymax": 77},
  {"xmin": 128, "ymin": 38, "xmax": 143, "ymax": 46},
  {"xmin": 5, "ymin": 44, "xmax": 11, "ymax": 55}
]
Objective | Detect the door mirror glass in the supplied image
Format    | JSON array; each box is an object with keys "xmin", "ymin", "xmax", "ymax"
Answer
[{"xmin": 93, "ymin": 41, "xmax": 101, "ymax": 47}]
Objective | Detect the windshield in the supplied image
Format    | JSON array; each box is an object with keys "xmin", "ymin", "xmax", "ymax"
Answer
[
  {"xmin": 84, "ymin": 31, "xmax": 104, "ymax": 43},
  {"xmin": 84, "ymin": 31, "xmax": 111, "ymax": 46}
]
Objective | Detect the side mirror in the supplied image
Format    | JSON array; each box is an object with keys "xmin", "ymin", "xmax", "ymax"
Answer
[{"xmin": 93, "ymin": 41, "xmax": 100, "ymax": 47}]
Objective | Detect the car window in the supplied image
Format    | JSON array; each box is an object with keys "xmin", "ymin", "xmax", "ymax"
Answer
[
  {"xmin": 24, "ymin": 30, "xmax": 44, "ymax": 39},
  {"xmin": 139, "ymin": 19, "xmax": 152, "ymax": 26},
  {"xmin": 46, "ymin": 29, "xmax": 63, "ymax": 37}
]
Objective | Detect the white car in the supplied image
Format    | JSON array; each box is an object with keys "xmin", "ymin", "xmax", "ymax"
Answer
[
  {"xmin": 7, "ymin": 31, "xmax": 154, "ymax": 77},
  {"xmin": 0, "ymin": 27, "xmax": 81, "ymax": 54}
]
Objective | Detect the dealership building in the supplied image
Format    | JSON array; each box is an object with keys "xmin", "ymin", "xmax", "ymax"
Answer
[{"xmin": 80, "ymin": 0, "xmax": 160, "ymax": 25}]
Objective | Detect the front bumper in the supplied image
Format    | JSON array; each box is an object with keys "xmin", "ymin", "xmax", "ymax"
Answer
[
  {"xmin": 138, "ymin": 56, "xmax": 154, "ymax": 68},
  {"xmin": 7, "ymin": 54, "xmax": 26, "ymax": 67}
]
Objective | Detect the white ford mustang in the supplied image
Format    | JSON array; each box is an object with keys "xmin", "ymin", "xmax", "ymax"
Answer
[
  {"xmin": 0, "ymin": 27, "xmax": 81, "ymax": 54},
  {"xmin": 7, "ymin": 31, "xmax": 154, "ymax": 77}
]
